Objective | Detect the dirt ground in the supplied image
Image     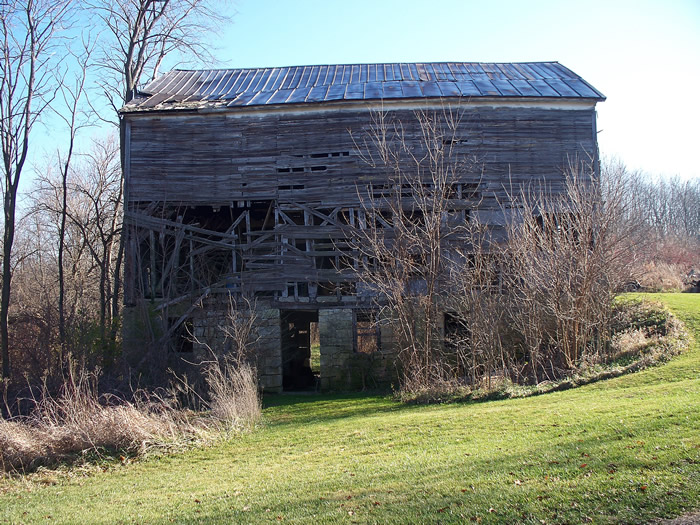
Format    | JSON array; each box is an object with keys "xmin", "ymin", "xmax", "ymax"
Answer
[{"xmin": 657, "ymin": 511, "xmax": 700, "ymax": 525}]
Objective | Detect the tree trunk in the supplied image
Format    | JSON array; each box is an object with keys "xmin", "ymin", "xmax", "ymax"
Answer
[
  {"xmin": 57, "ymin": 158, "xmax": 68, "ymax": 363},
  {"xmin": 1, "ymin": 189, "xmax": 17, "ymax": 379}
]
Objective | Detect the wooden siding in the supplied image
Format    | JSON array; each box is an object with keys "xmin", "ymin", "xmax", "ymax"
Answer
[{"xmin": 127, "ymin": 106, "xmax": 597, "ymax": 207}]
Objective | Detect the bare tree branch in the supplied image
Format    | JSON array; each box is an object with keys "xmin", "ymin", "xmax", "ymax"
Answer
[{"xmin": 88, "ymin": 0, "xmax": 233, "ymax": 122}]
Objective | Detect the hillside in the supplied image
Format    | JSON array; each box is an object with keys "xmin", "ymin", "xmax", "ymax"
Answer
[{"xmin": 1, "ymin": 294, "xmax": 698, "ymax": 524}]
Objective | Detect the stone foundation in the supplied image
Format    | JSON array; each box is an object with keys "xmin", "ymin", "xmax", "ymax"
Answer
[
  {"xmin": 190, "ymin": 303, "xmax": 282, "ymax": 393},
  {"xmin": 123, "ymin": 299, "xmax": 400, "ymax": 392},
  {"xmin": 318, "ymin": 309, "xmax": 354, "ymax": 390},
  {"xmin": 318, "ymin": 308, "xmax": 398, "ymax": 391}
]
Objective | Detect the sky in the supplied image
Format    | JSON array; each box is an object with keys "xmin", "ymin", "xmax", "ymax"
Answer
[{"xmin": 30, "ymin": 0, "xmax": 700, "ymax": 185}]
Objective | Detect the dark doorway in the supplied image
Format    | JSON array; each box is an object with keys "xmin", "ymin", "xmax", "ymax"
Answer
[{"xmin": 281, "ymin": 310, "xmax": 319, "ymax": 391}]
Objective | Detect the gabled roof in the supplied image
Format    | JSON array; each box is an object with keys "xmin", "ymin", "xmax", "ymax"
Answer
[{"xmin": 124, "ymin": 62, "xmax": 605, "ymax": 112}]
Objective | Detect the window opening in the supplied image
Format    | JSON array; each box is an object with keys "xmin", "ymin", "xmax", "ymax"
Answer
[
  {"xmin": 444, "ymin": 312, "xmax": 469, "ymax": 352},
  {"xmin": 315, "ymin": 255, "xmax": 335, "ymax": 270},
  {"xmin": 317, "ymin": 281, "xmax": 337, "ymax": 296},
  {"xmin": 170, "ymin": 318, "xmax": 194, "ymax": 353},
  {"xmin": 338, "ymin": 281, "xmax": 356, "ymax": 296},
  {"xmin": 355, "ymin": 310, "xmax": 380, "ymax": 354}
]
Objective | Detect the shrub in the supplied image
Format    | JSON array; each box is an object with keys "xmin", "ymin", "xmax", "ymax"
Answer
[
  {"xmin": 609, "ymin": 298, "xmax": 687, "ymax": 364},
  {"xmin": 637, "ymin": 262, "xmax": 685, "ymax": 292}
]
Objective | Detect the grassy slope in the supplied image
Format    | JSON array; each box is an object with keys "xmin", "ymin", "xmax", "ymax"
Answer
[{"xmin": 1, "ymin": 294, "xmax": 698, "ymax": 524}]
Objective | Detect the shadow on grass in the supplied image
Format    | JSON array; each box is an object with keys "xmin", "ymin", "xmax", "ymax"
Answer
[
  {"xmin": 261, "ymin": 391, "xmax": 420, "ymax": 427},
  {"xmin": 148, "ymin": 412, "xmax": 699, "ymax": 525}
]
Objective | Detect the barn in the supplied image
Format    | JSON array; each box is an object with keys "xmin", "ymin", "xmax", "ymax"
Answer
[{"xmin": 120, "ymin": 62, "xmax": 605, "ymax": 392}]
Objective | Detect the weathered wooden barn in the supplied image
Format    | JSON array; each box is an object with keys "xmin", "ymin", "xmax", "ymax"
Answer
[{"xmin": 120, "ymin": 62, "xmax": 604, "ymax": 392}]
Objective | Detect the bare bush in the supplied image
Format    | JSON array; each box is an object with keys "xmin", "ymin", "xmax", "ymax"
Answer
[
  {"xmin": 503, "ymin": 165, "xmax": 639, "ymax": 379},
  {"xmin": 444, "ymin": 164, "xmax": 640, "ymax": 387},
  {"xmin": 351, "ymin": 108, "xmax": 480, "ymax": 391},
  {"xmin": 637, "ymin": 261, "xmax": 686, "ymax": 292},
  {"xmin": 353, "ymin": 111, "xmax": 647, "ymax": 395},
  {"xmin": 447, "ymin": 223, "xmax": 512, "ymax": 386}
]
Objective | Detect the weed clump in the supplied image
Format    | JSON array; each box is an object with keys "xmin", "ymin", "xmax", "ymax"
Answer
[
  {"xmin": 202, "ymin": 360, "xmax": 261, "ymax": 431},
  {"xmin": 0, "ymin": 360, "xmax": 261, "ymax": 474}
]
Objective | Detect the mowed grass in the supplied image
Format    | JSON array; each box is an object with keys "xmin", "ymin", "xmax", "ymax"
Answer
[{"xmin": 1, "ymin": 294, "xmax": 698, "ymax": 524}]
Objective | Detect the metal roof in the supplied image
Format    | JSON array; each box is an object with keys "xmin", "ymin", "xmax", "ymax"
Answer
[{"xmin": 125, "ymin": 62, "xmax": 605, "ymax": 112}]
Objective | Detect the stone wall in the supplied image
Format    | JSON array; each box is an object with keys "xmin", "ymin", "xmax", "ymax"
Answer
[
  {"xmin": 190, "ymin": 302, "xmax": 283, "ymax": 392},
  {"xmin": 256, "ymin": 308, "xmax": 282, "ymax": 392},
  {"xmin": 124, "ymin": 299, "xmax": 405, "ymax": 393},
  {"xmin": 318, "ymin": 309, "xmax": 354, "ymax": 390},
  {"xmin": 318, "ymin": 308, "xmax": 399, "ymax": 391}
]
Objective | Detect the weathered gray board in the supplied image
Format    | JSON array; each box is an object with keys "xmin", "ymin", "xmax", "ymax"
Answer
[{"xmin": 126, "ymin": 106, "xmax": 596, "ymax": 206}]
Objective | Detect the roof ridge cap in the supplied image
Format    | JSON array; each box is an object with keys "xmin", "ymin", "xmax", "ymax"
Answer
[{"xmin": 170, "ymin": 61, "xmax": 567, "ymax": 73}]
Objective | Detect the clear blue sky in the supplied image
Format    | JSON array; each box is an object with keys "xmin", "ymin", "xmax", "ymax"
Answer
[
  {"xmin": 213, "ymin": 0, "xmax": 699, "ymax": 180},
  {"xmin": 30, "ymin": 0, "xmax": 700, "ymax": 184}
]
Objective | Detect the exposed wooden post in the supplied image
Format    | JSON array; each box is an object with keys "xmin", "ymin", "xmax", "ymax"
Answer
[{"xmin": 149, "ymin": 229, "xmax": 156, "ymax": 299}]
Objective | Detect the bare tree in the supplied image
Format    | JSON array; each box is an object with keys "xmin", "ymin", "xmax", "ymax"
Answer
[
  {"xmin": 605, "ymin": 160, "xmax": 699, "ymax": 289},
  {"xmin": 87, "ymin": 0, "xmax": 233, "ymax": 353},
  {"xmin": 52, "ymin": 43, "xmax": 94, "ymax": 359},
  {"xmin": 68, "ymin": 136, "xmax": 123, "ymax": 363},
  {"xmin": 5, "ymin": 207, "xmax": 58, "ymax": 380},
  {"xmin": 22, "ymin": 134, "xmax": 121, "ymax": 375},
  {"xmin": 0, "ymin": 0, "xmax": 73, "ymax": 379},
  {"xmin": 89, "ymin": 0, "xmax": 232, "ymax": 114},
  {"xmin": 0, "ymin": 1, "xmax": 234, "ymax": 383}
]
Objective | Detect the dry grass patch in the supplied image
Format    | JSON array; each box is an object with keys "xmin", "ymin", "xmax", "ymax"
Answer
[
  {"xmin": 204, "ymin": 361, "xmax": 261, "ymax": 430},
  {"xmin": 0, "ymin": 362, "xmax": 261, "ymax": 474}
]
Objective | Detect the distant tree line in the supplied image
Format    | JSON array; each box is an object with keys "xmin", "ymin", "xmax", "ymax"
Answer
[{"xmin": 621, "ymin": 170, "xmax": 700, "ymax": 276}]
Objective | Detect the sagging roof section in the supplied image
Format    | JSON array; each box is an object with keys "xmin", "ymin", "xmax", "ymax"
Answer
[{"xmin": 125, "ymin": 62, "xmax": 605, "ymax": 112}]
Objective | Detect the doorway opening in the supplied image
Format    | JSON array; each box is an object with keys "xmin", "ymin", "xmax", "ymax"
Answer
[{"xmin": 281, "ymin": 310, "xmax": 320, "ymax": 391}]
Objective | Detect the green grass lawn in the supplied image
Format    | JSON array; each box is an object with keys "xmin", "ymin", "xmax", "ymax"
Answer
[{"xmin": 1, "ymin": 294, "xmax": 698, "ymax": 524}]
